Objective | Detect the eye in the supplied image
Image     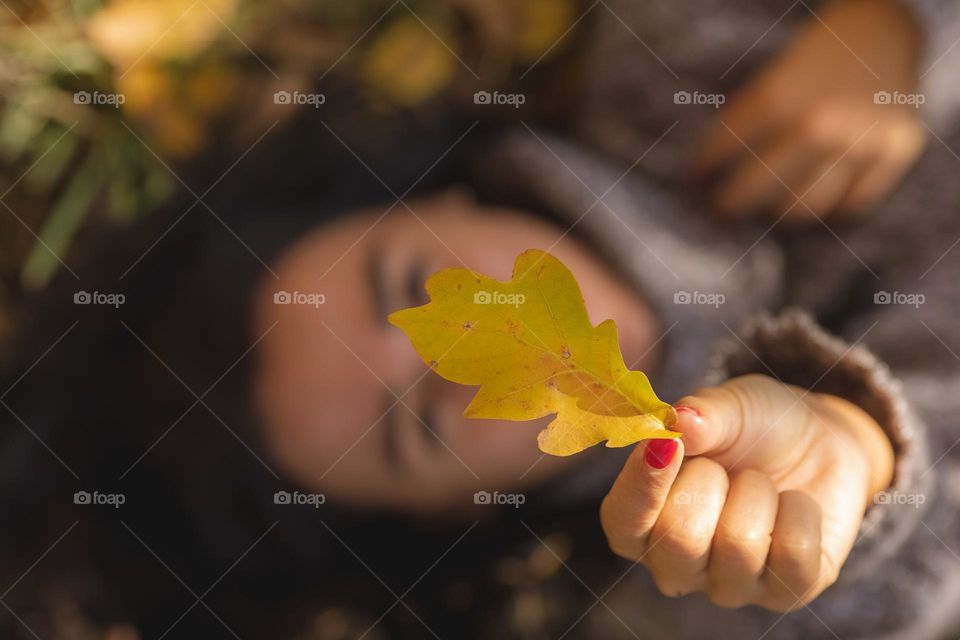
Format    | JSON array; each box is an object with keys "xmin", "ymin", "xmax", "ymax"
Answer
[
  {"xmin": 407, "ymin": 258, "xmax": 430, "ymax": 306},
  {"xmin": 418, "ymin": 405, "xmax": 442, "ymax": 449}
]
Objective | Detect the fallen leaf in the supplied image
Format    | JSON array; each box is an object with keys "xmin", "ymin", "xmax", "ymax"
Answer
[
  {"xmin": 388, "ymin": 249, "xmax": 678, "ymax": 456},
  {"xmin": 359, "ymin": 16, "xmax": 457, "ymax": 107}
]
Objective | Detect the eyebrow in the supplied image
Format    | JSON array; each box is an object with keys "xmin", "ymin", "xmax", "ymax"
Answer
[{"xmin": 368, "ymin": 248, "xmax": 388, "ymax": 325}]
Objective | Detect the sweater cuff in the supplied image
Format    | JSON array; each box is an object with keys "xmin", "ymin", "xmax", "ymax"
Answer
[{"xmin": 700, "ymin": 309, "xmax": 932, "ymax": 582}]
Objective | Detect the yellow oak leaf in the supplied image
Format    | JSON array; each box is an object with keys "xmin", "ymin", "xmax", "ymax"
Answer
[{"xmin": 388, "ymin": 249, "xmax": 679, "ymax": 456}]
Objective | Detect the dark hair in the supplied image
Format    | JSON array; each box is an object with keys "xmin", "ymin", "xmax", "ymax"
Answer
[{"xmin": 0, "ymin": 114, "xmax": 622, "ymax": 638}]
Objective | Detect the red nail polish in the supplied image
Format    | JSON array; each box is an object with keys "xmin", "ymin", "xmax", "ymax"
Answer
[
  {"xmin": 645, "ymin": 439, "xmax": 678, "ymax": 469},
  {"xmin": 675, "ymin": 405, "xmax": 702, "ymax": 418}
]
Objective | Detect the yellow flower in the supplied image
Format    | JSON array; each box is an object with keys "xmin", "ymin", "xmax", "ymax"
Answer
[
  {"xmin": 360, "ymin": 15, "xmax": 457, "ymax": 107},
  {"xmin": 86, "ymin": 0, "xmax": 237, "ymax": 68}
]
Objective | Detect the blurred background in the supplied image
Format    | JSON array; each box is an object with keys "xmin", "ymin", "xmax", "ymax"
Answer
[{"xmin": 0, "ymin": 0, "xmax": 579, "ymax": 338}]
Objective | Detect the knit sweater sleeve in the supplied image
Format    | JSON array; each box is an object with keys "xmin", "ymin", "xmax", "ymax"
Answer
[
  {"xmin": 700, "ymin": 309, "xmax": 932, "ymax": 582},
  {"xmin": 895, "ymin": 0, "xmax": 960, "ymax": 127}
]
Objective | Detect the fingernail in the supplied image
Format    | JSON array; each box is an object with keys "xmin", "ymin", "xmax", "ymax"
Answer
[
  {"xmin": 645, "ymin": 439, "xmax": 679, "ymax": 469},
  {"xmin": 675, "ymin": 405, "xmax": 702, "ymax": 419}
]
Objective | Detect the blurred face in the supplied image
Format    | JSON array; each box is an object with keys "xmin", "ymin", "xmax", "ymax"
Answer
[{"xmin": 252, "ymin": 190, "xmax": 659, "ymax": 515}]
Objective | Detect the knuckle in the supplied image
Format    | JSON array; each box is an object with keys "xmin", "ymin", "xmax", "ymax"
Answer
[
  {"xmin": 726, "ymin": 375, "xmax": 775, "ymax": 406},
  {"xmin": 777, "ymin": 532, "xmax": 820, "ymax": 560},
  {"xmin": 734, "ymin": 373, "xmax": 778, "ymax": 392},
  {"xmin": 655, "ymin": 525, "xmax": 711, "ymax": 562},
  {"xmin": 682, "ymin": 456, "xmax": 726, "ymax": 478},
  {"xmin": 722, "ymin": 376, "xmax": 767, "ymax": 423},
  {"xmin": 600, "ymin": 502, "xmax": 643, "ymax": 558},
  {"xmin": 713, "ymin": 526, "xmax": 770, "ymax": 564},
  {"xmin": 732, "ymin": 468, "xmax": 776, "ymax": 492}
]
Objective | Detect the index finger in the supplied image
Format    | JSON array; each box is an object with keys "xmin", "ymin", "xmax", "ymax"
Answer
[{"xmin": 601, "ymin": 438, "xmax": 685, "ymax": 560}]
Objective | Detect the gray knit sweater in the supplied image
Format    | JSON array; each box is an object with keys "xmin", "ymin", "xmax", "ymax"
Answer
[
  {"xmin": 475, "ymin": 117, "xmax": 960, "ymax": 638},
  {"xmin": 465, "ymin": 2, "xmax": 960, "ymax": 637},
  {"xmin": 469, "ymin": 65, "xmax": 960, "ymax": 636}
]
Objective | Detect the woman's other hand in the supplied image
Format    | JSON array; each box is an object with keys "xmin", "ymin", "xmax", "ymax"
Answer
[{"xmin": 693, "ymin": 0, "xmax": 926, "ymax": 222}]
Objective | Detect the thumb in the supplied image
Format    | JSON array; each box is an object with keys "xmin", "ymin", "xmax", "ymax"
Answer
[
  {"xmin": 600, "ymin": 437, "xmax": 684, "ymax": 559},
  {"xmin": 672, "ymin": 374, "xmax": 813, "ymax": 471}
]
